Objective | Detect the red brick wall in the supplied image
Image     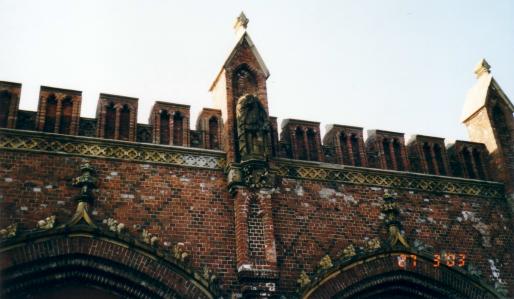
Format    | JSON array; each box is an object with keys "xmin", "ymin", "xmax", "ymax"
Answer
[
  {"xmin": 1, "ymin": 147, "xmax": 512, "ymax": 297},
  {"xmin": 0, "ymin": 150, "xmax": 240, "ymax": 294}
]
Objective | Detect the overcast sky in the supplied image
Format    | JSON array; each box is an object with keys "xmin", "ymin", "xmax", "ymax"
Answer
[{"xmin": 0, "ymin": 0, "xmax": 513, "ymax": 141}]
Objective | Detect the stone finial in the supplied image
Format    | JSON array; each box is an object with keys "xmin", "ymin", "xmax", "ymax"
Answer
[
  {"xmin": 474, "ymin": 58, "xmax": 491, "ymax": 78},
  {"xmin": 234, "ymin": 12, "xmax": 249, "ymax": 37}
]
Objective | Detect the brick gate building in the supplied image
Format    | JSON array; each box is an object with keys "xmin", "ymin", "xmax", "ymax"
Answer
[{"xmin": 1, "ymin": 13, "xmax": 513, "ymax": 299}]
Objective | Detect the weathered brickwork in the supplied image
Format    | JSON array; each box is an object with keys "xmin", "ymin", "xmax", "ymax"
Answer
[{"xmin": 1, "ymin": 13, "xmax": 513, "ymax": 299}]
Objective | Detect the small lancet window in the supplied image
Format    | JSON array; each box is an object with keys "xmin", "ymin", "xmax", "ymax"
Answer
[
  {"xmin": 339, "ymin": 133, "xmax": 351, "ymax": 165},
  {"xmin": 383, "ymin": 138, "xmax": 393, "ymax": 169},
  {"xmin": 295, "ymin": 127, "xmax": 307, "ymax": 160},
  {"xmin": 173, "ymin": 112, "xmax": 184, "ymax": 146},
  {"xmin": 423, "ymin": 143, "xmax": 435, "ymax": 174},
  {"xmin": 434, "ymin": 144, "xmax": 446, "ymax": 175},
  {"xmin": 44, "ymin": 94, "xmax": 57, "ymax": 132},
  {"xmin": 208, "ymin": 116, "xmax": 219, "ymax": 149},
  {"xmin": 159, "ymin": 110, "xmax": 170, "ymax": 145},
  {"xmin": 119, "ymin": 105, "xmax": 131, "ymax": 141},
  {"xmin": 104, "ymin": 102, "xmax": 116, "ymax": 139},
  {"xmin": 351, "ymin": 134, "xmax": 362, "ymax": 166},
  {"xmin": 462, "ymin": 147, "xmax": 476, "ymax": 179},
  {"xmin": 393, "ymin": 139, "xmax": 404, "ymax": 171},
  {"xmin": 59, "ymin": 96, "xmax": 73, "ymax": 134},
  {"xmin": 0, "ymin": 90, "xmax": 11, "ymax": 127},
  {"xmin": 307, "ymin": 129, "xmax": 318, "ymax": 161},
  {"xmin": 473, "ymin": 148, "xmax": 486, "ymax": 180}
]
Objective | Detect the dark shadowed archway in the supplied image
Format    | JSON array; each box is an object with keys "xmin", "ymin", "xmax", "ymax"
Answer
[
  {"xmin": 0, "ymin": 225, "xmax": 218, "ymax": 299},
  {"xmin": 300, "ymin": 251, "xmax": 501, "ymax": 299}
]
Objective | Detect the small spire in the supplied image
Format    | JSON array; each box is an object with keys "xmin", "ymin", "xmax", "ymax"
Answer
[
  {"xmin": 474, "ymin": 58, "xmax": 491, "ymax": 78},
  {"xmin": 234, "ymin": 12, "xmax": 249, "ymax": 37}
]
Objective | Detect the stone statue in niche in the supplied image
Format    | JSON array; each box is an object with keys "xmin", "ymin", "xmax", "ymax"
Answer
[{"xmin": 236, "ymin": 94, "xmax": 270, "ymax": 160}]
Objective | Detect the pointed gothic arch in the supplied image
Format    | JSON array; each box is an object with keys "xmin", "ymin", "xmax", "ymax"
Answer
[
  {"xmin": 43, "ymin": 94, "xmax": 58, "ymax": 132},
  {"xmin": 299, "ymin": 251, "xmax": 501, "ymax": 299},
  {"xmin": 59, "ymin": 96, "xmax": 73, "ymax": 134},
  {"xmin": 159, "ymin": 110, "xmax": 171, "ymax": 145},
  {"xmin": 0, "ymin": 226, "xmax": 218, "ymax": 299}
]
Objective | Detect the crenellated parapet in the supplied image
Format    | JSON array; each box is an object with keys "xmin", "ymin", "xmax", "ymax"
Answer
[
  {"xmin": 0, "ymin": 79, "xmax": 507, "ymax": 185},
  {"xmin": 324, "ymin": 124, "xmax": 367, "ymax": 167},
  {"xmin": 280, "ymin": 119, "xmax": 323, "ymax": 162},
  {"xmin": 150, "ymin": 101, "xmax": 190, "ymax": 146},
  {"xmin": 96, "ymin": 93, "xmax": 138, "ymax": 141},
  {"xmin": 366, "ymin": 129, "xmax": 409, "ymax": 171},
  {"xmin": 407, "ymin": 135, "xmax": 450, "ymax": 176},
  {"xmin": 447, "ymin": 140, "xmax": 489, "ymax": 180},
  {"xmin": 36, "ymin": 86, "xmax": 82, "ymax": 135},
  {"xmin": 0, "ymin": 81, "xmax": 21, "ymax": 129},
  {"xmin": 196, "ymin": 108, "xmax": 222, "ymax": 150},
  {"xmin": 1, "ymin": 59, "xmax": 513, "ymax": 193}
]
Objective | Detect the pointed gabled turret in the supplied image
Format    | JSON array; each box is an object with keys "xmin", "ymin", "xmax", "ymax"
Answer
[
  {"xmin": 461, "ymin": 59, "xmax": 514, "ymax": 122},
  {"xmin": 462, "ymin": 59, "xmax": 514, "ymax": 198},
  {"xmin": 209, "ymin": 12, "xmax": 271, "ymax": 163}
]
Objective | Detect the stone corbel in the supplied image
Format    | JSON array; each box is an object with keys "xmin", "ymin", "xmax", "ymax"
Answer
[{"xmin": 226, "ymin": 160, "xmax": 276, "ymax": 195}]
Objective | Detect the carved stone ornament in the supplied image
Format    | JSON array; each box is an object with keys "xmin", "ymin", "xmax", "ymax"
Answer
[
  {"xmin": 382, "ymin": 193, "xmax": 409, "ymax": 248},
  {"xmin": 297, "ymin": 271, "xmax": 311, "ymax": 288},
  {"xmin": 67, "ymin": 162, "xmax": 98, "ymax": 228},
  {"xmin": 172, "ymin": 242, "xmax": 189, "ymax": 262},
  {"xmin": 319, "ymin": 254, "xmax": 333, "ymax": 270},
  {"xmin": 202, "ymin": 266, "xmax": 218, "ymax": 285},
  {"xmin": 102, "ymin": 218, "xmax": 125, "ymax": 233},
  {"xmin": 236, "ymin": 94, "xmax": 271, "ymax": 161},
  {"xmin": 341, "ymin": 244, "xmax": 356, "ymax": 258},
  {"xmin": 0, "ymin": 224, "xmax": 17, "ymax": 239},
  {"xmin": 37, "ymin": 215, "xmax": 56, "ymax": 230},
  {"xmin": 241, "ymin": 160, "xmax": 275, "ymax": 190},
  {"xmin": 142, "ymin": 229, "xmax": 159, "ymax": 246},
  {"xmin": 365, "ymin": 238, "xmax": 381, "ymax": 251}
]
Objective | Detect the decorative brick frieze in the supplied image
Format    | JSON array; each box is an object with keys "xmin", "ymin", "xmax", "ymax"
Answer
[
  {"xmin": 273, "ymin": 158, "xmax": 503, "ymax": 198},
  {"xmin": 407, "ymin": 135, "xmax": 450, "ymax": 176},
  {"xmin": 36, "ymin": 86, "xmax": 82, "ymax": 135},
  {"xmin": 0, "ymin": 128, "xmax": 226, "ymax": 169},
  {"xmin": 366, "ymin": 129, "xmax": 409, "ymax": 171},
  {"xmin": 96, "ymin": 93, "xmax": 138, "ymax": 142},
  {"xmin": 0, "ymin": 81, "xmax": 21, "ymax": 129},
  {"xmin": 281, "ymin": 119, "xmax": 323, "ymax": 162},
  {"xmin": 150, "ymin": 101, "xmax": 190, "ymax": 146}
]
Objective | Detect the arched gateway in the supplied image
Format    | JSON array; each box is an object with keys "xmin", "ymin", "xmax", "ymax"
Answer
[
  {"xmin": 0, "ymin": 225, "xmax": 218, "ymax": 299},
  {"xmin": 299, "ymin": 251, "xmax": 502, "ymax": 299},
  {"xmin": 1, "ymin": 12, "xmax": 513, "ymax": 298}
]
